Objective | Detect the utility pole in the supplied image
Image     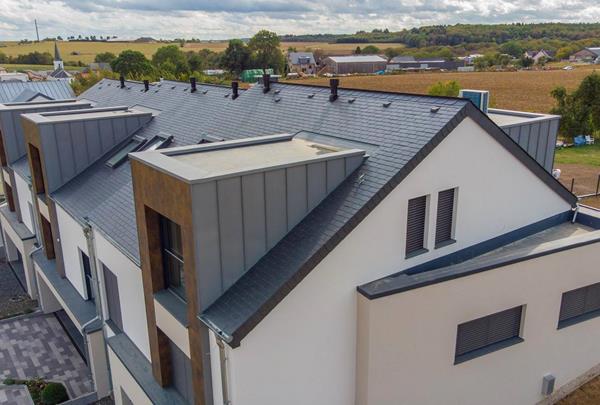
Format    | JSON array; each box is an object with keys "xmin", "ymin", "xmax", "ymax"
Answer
[{"xmin": 34, "ymin": 19, "xmax": 40, "ymax": 42}]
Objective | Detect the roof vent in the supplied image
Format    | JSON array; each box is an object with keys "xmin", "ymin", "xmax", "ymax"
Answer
[
  {"xmin": 119, "ymin": 75, "xmax": 125, "ymax": 88},
  {"xmin": 383, "ymin": 102, "xmax": 392, "ymax": 108},
  {"xmin": 430, "ymin": 106, "xmax": 440, "ymax": 113},
  {"xmin": 232, "ymin": 81, "xmax": 239, "ymax": 99},
  {"xmin": 190, "ymin": 77, "xmax": 197, "ymax": 93},
  {"xmin": 308, "ymin": 93, "xmax": 315, "ymax": 99},
  {"xmin": 274, "ymin": 97, "xmax": 281, "ymax": 102},
  {"xmin": 263, "ymin": 74, "xmax": 271, "ymax": 93},
  {"xmin": 274, "ymin": 89, "xmax": 281, "ymax": 94},
  {"xmin": 348, "ymin": 98, "xmax": 356, "ymax": 104},
  {"xmin": 329, "ymin": 78, "xmax": 339, "ymax": 102},
  {"xmin": 202, "ymin": 89, "xmax": 208, "ymax": 95},
  {"xmin": 224, "ymin": 93, "xmax": 230, "ymax": 98},
  {"xmin": 143, "ymin": 80, "xmax": 149, "ymax": 92}
]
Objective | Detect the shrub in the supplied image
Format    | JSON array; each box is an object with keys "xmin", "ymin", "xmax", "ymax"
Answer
[
  {"xmin": 40, "ymin": 382, "xmax": 68, "ymax": 405},
  {"xmin": 3, "ymin": 378, "xmax": 16, "ymax": 385},
  {"xmin": 428, "ymin": 80, "xmax": 461, "ymax": 97}
]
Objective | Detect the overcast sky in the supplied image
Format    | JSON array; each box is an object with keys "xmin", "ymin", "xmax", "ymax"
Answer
[{"xmin": 1, "ymin": 0, "xmax": 600, "ymax": 41}]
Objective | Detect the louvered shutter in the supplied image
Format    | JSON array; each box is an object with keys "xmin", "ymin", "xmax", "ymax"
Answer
[
  {"xmin": 559, "ymin": 282, "xmax": 600, "ymax": 323},
  {"xmin": 455, "ymin": 306, "xmax": 522, "ymax": 358},
  {"xmin": 406, "ymin": 196, "xmax": 427, "ymax": 255},
  {"xmin": 435, "ymin": 188, "xmax": 455, "ymax": 245}
]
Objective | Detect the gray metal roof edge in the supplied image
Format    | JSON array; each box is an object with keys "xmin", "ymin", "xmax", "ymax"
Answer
[
  {"xmin": 199, "ymin": 105, "xmax": 471, "ymax": 347},
  {"xmin": 488, "ymin": 107, "xmax": 561, "ymax": 129},
  {"xmin": 0, "ymin": 99, "xmax": 79, "ymax": 109},
  {"xmin": 358, "ymin": 223, "xmax": 600, "ymax": 300},
  {"xmin": 463, "ymin": 103, "xmax": 577, "ymax": 207}
]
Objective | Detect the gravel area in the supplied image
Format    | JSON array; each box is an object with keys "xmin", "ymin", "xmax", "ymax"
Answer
[{"xmin": 0, "ymin": 260, "xmax": 37, "ymax": 320}]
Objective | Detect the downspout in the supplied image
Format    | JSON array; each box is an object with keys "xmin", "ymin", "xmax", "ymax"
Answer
[
  {"xmin": 216, "ymin": 338, "xmax": 232, "ymax": 405},
  {"xmin": 83, "ymin": 219, "xmax": 113, "ymax": 394},
  {"xmin": 572, "ymin": 203, "xmax": 580, "ymax": 224}
]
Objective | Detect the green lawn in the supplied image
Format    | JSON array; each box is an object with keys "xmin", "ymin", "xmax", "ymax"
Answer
[
  {"xmin": 555, "ymin": 143, "xmax": 600, "ymax": 166},
  {"xmin": 0, "ymin": 64, "xmax": 85, "ymax": 72}
]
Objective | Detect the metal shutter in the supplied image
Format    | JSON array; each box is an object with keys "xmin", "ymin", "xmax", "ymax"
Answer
[
  {"xmin": 559, "ymin": 282, "xmax": 600, "ymax": 322},
  {"xmin": 456, "ymin": 306, "xmax": 522, "ymax": 357},
  {"xmin": 435, "ymin": 188, "xmax": 455, "ymax": 245},
  {"xmin": 406, "ymin": 196, "xmax": 427, "ymax": 254},
  {"xmin": 103, "ymin": 265, "xmax": 123, "ymax": 332}
]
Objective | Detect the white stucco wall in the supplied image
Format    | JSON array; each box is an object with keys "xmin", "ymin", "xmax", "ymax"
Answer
[
  {"xmin": 108, "ymin": 347, "xmax": 153, "ymax": 405},
  {"xmin": 55, "ymin": 204, "xmax": 88, "ymax": 298},
  {"xmin": 94, "ymin": 229, "xmax": 151, "ymax": 360},
  {"xmin": 358, "ymin": 241, "xmax": 600, "ymax": 405},
  {"xmin": 223, "ymin": 117, "xmax": 572, "ymax": 405},
  {"xmin": 13, "ymin": 173, "xmax": 34, "ymax": 233}
]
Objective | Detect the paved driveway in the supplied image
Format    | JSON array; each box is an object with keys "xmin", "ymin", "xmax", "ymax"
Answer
[{"xmin": 0, "ymin": 314, "xmax": 93, "ymax": 400}]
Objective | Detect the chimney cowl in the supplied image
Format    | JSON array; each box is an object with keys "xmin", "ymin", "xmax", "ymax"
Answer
[
  {"xmin": 119, "ymin": 75, "xmax": 125, "ymax": 88},
  {"xmin": 143, "ymin": 80, "xmax": 149, "ymax": 92},
  {"xmin": 190, "ymin": 77, "xmax": 197, "ymax": 92},
  {"xmin": 232, "ymin": 81, "xmax": 239, "ymax": 99},
  {"xmin": 329, "ymin": 78, "xmax": 339, "ymax": 102},
  {"xmin": 263, "ymin": 74, "xmax": 271, "ymax": 93}
]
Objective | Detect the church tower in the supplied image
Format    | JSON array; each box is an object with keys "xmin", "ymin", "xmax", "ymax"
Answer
[{"xmin": 53, "ymin": 42, "xmax": 64, "ymax": 70}]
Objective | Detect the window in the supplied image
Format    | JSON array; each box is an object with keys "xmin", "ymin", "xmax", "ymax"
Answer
[
  {"xmin": 143, "ymin": 134, "xmax": 173, "ymax": 151},
  {"xmin": 103, "ymin": 264, "xmax": 123, "ymax": 333},
  {"xmin": 5, "ymin": 183, "xmax": 15, "ymax": 212},
  {"xmin": 160, "ymin": 215, "xmax": 186, "ymax": 300},
  {"xmin": 558, "ymin": 282, "xmax": 600, "ymax": 328},
  {"xmin": 454, "ymin": 306, "xmax": 524, "ymax": 364},
  {"xmin": 435, "ymin": 188, "xmax": 457, "ymax": 247},
  {"xmin": 406, "ymin": 195, "xmax": 428, "ymax": 257},
  {"xmin": 105, "ymin": 135, "xmax": 146, "ymax": 168},
  {"xmin": 0, "ymin": 130, "xmax": 7, "ymax": 167},
  {"xmin": 40, "ymin": 215, "xmax": 55, "ymax": 260},
  {"xmin": 81, "ymin": 250, "xmax": 94, "ymax": 302}
]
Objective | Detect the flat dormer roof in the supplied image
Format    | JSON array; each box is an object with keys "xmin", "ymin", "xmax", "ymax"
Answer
[
  {"xmin": 131, "ymin": 133, "xmax": 366, "ymax": 184},
  {"xmin": 487, "ymin": 108, "xmax": 560, "ymax": 128},
  {"xmin": 21, "ymin": 106, "xmax": 150, "ymax": 124}
]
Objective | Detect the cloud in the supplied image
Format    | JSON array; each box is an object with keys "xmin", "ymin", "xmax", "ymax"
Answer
[{"xmin": 0, "ymin": 0, "xmax": 600, "ymax": 40}]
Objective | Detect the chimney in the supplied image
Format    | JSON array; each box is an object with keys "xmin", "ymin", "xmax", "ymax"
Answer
[
  {"xmin": 263, "ymin": 74, "xmax": 270, "ymax": 93},
  {"xmin": 329, "ymin": 78, "xmax": 339, "ymax": 102},
  {"xmin": 190, "ymin": 77, "xmax": 197, "ymax": 93},
  {"xmin": 232, "ymin": 81, "xmax": 239, "ymax": 99},
  {"xmin": 119, "ymin": 75, "xmax": 125, "ymax": 88},
  {"xmin": 143, "ymin": 80, "xmax": 149, "ymax": 92}
]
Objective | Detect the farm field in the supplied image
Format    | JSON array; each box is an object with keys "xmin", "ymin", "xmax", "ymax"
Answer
[
  {"xmin": 554, "ymin": 144, "xmax": 600, "ymax": 208},
  {"xmin": 0, "ymin": 64, "xmax": 85, "ymax": 72},
  {"xmin": 0, "ymin": 40, "xmax": 404, "ymax": 65},
  {"xmin": 287, "ymin": 65, "xmax": 599, "ymax": 113}
]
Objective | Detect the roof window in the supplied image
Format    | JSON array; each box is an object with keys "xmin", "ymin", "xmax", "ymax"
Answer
[
  {"xmin": 106, "ymin": 135, "xmax": 146, "ymax": 168},
  {"xmin": 144, "ymin": 134, "xmax": 173, "ymax": 151}
]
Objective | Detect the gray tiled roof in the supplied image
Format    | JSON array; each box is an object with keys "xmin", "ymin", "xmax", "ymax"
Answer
[
  {"xmin": 0, "ymin": 80, "xmax": 74, "ymax": 103},
  {"xmin": 53, "ymin": 78, "xmax": 575, "ymax": 346},
  {"xmin": 288, "ymin": 52, "xmax": 316, "ymax": 65}
]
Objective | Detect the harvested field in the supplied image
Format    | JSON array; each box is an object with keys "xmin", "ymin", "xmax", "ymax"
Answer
[
  {"xmin": 556, "ymin": 163, "xmax": 600, "ymax": 197},
  {"xmin": 286, "ymin": 65, "xmax": 599, "ymax": 113},
  {"xmin": 558, "ymin": 374, "xmax": 600, "ymax": 405},
  {"xmin": 0, "ymin": 40, "xmax": 404, "ymax": 65}
]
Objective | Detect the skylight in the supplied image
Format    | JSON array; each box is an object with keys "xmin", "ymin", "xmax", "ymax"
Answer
[
  {"xmin": 144, "ymin": 134, "xmax": 173, "ymax": 151},
  {"xmin": 106, "ymin": 135, "xmax": 146, "ymax": 168}
]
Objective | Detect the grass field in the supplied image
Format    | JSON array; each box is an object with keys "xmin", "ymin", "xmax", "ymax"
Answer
[
  {"xmin": 286, "ymin": 65, "xmax": 599, "ymax": 113},
  {"xmin": 0, "ymin": 64, "xmax": 85, "ymax": 72},
  {"xmin": 556, "ymin": 143, "xmax": 600, "ymax": 166},
  {"xmin": 0, "ymin": 40, "xmax": 404, "ymax": 65}
]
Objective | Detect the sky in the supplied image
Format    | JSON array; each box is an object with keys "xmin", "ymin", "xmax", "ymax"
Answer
[{"xmin": 1, "ymin": 0, "xmax": 600, "ymax": 41}]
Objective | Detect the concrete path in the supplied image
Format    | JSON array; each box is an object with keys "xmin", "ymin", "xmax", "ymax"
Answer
[
  {"xmin": 0, "ymin": 384, "xmax": 34, "ymax": 405},
  {"xmin": 0, "ymin": 313, "xmax": 93, "ymax": 400}
]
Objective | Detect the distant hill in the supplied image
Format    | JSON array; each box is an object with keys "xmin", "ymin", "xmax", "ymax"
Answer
[{"xmin": 280, "ymin": 23, "xmax": 600, "ymax": 47}]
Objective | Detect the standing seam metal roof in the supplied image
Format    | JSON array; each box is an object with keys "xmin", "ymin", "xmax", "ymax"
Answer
[{"xmin": 0, "ymin": 80, "xmax": 74, "ymax": 103}]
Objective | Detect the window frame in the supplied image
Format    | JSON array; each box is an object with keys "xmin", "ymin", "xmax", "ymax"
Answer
[
  {"xmin": 435, "ymin": 187, "xmax": 458, "ymax": 249},
  {"xmin": 105, "ymin": 135, "xmax": 147, "ymax": 168},
  {"xmin": 159, "ymin": 215, "xmax": 186, "ymax": 301},
  {"xmin": 405, "ymin": 194, "xmax": 429, "ymax": 258},
  {"xmin": 143, "ymin": 134, "xmax": 173, "ymax": 151},
  {"xmin": 80, "ymin": 249, "xmax": 94, "ymax": 302},
  {"xmin": 454, "ymin": 305, "xmax": 525, "ymax": 365}
]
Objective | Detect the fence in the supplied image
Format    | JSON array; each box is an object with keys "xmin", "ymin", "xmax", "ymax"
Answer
[{"xmin": 561, "ymin": 173, "xmax": 600, "ymax": 198}]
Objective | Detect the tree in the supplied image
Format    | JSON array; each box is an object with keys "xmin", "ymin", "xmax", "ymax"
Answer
[
  {"xmin": 361, "ymin": 45, "xmax": 380, "ymax": 54},
  {"xmin": 110, "ymin": 50, "xmax": 153, "ymax": 77},
  {"xmin": 152, "ymin": 45, "xmax": 189, "ymax": 75},
  {"xmin": 0, "ymin": 52, "xmax": 7, "ymax": 64},
  {"xmin": 248, "ymin": 30, "xmax": 285, "ymax": 73},
  {"xmin": 518, "ymin": 55, "xmax": 534, "ymax": 68},
  {"xmin": 551, "ymin": 72, "xmax": 600, "ymax": 139},
  {"xmin": 354, "ymin": 46, "xmax": 362, "ymax": 54},
  {"xmin": 220, "ymin": 39, "xmax": 251, "ymax": 75},
  {"xmin": 94, "ymin": 52, "xmax": 116, "ymax": 63},
  {"xmin": 428, "ymin": 80, "xmax": 461, "ymax": 97},
  {"xmin": 499, "ymin": 41, "xmax": 523, "ymax": 58}
]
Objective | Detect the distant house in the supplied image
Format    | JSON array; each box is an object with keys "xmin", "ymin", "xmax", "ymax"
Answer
[
  {"xmin": 524, "ymin": 49, "xmax": 555, "ymax": 64},
  {"xmin": 0, "ymin": 80, "xmax": 74, "ymax": 102},
  {"xmin": 48, "ymin": 42, "xmax": 74, "ymax": 83},
  {"xmin": 570, "ymin": 47, "xmax": 600, "ymax": 63},
  {"xmin": 322, "ymin": 55, "xmax": 387, "ymax": 74},
  {"xmin": 88, "ymin": 62, "xmax": 112, "ymax": 72},
  {"xmin": 287, "ymin": 52, "xmax": 316, "ymax": 75},
  {"xmin": 0, "ymin": 72, "xmax": 29, "ymax": 82},
  {"xmin": 134, "ymin": 37, "xmax": 157, "ymax": 43},
  {"xmin": 387, "ymin": 56, "xmax": 464, "ymax": 71}
]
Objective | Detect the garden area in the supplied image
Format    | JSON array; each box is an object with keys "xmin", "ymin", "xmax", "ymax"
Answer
[{"xmin": 2, "ymin": 378, "xmax": 68, "ymax": 405}]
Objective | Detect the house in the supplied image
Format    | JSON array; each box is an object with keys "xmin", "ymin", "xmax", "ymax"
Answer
[
  {"xmin": 287, "ymin": 52, "xmax": 317, "ymax": 75},
  {"xmin": 524, "ymin": 49, "xmax": 555, "ymax": 64},
  {"xmin": 387, "ymin": 56, "xmax": 465, "ymax": 71},
  {"xmin": 0, "ymin": 80, "xmax": 74, "ymax": 103},
  {"xmin": 1, "ymin": 76, "xmax": 600, "ymax": 405},
  {"xmin": 0, "ymin": 72, "xmax": 29, "ymax": 82},
  {"xmin": 88, "ymin": 62, "xmax": 112, "ymax": 72},
  {"xmin": 570, "ymin": 47, "xmax": 600, "ymax": 63},
  {"xmin": 322, "ymin": 55, "xmax": 388, "ymax": 74}
]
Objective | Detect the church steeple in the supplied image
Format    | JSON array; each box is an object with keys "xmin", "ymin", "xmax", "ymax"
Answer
[{"xmin": 53, "ymin": 42, "xmax": 64, "ymax": 70}]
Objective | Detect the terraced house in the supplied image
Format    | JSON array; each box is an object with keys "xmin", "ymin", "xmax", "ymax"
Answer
[{"xmin": 1, "ymin": 76, "xmax": 600, "ymax": 405}]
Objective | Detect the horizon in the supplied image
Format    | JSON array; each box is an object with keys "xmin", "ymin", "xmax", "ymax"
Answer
[{"xmin": 1, "ymin": 0, "xmax": 600, "ymax": 41}]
